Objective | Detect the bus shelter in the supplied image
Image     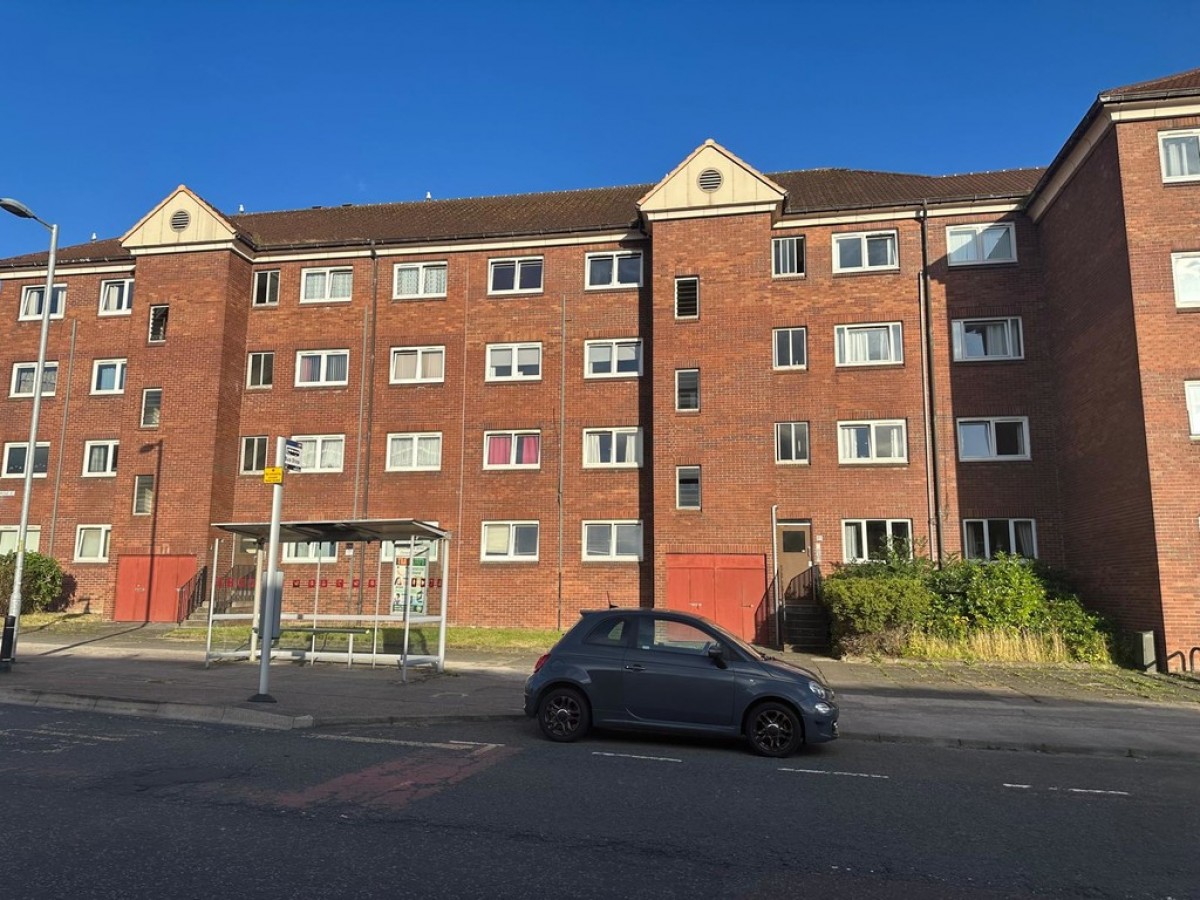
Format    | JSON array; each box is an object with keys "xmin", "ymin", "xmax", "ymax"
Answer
[{"xmin": 207, "ymin": 518, "xmax": 450, "ymax": 677}]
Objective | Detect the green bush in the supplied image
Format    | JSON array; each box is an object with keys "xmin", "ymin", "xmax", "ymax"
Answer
[
  {"xmin": 822, "ymin": 574, "xmax": 935, "ymax": 652},
  {"xmin": 0, "ymin": 551, "xmax": 66, "ymax": 615},
  {"xmin": 822, "ymin": 552, "xmax": 1113, "ymax": 663}
]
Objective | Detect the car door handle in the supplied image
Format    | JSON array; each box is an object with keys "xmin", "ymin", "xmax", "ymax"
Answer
[{"xmin": 624, "ymin": 664, "xmax": 645, "ymax": 672}]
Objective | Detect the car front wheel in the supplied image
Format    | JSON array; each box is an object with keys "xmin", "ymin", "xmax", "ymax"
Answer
[
  {"xmin": 537, "ymin": 686, "xmax": 590, "ymax": 743},
  {"xmin": 746, "ymin": 701, "xmax": 802, "ymax": 757}
]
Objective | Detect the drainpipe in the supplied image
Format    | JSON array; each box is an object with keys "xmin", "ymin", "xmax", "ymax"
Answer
[
  {"xmin": 49, "ymin": 319, "xmax": 77, "ymax": 551},
  {"xmin": 918, "ymin": 202, "xmax": 944, "ymax": 563},
  {"xmin": 770, "ymin": 504, "xmax": 780, "ymax": 648},
  {"xmin": 557, "ymin": 292, "xmax": 567, "ymax": 631}
]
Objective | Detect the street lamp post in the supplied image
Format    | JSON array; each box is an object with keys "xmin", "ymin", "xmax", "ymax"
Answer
[{"xmin": 1, "ymin": 198, "xmax": 58, "ymax": 662}]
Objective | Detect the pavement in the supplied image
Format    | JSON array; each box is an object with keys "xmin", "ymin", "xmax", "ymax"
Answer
[{"xmin": 2, "ymin": 621, "xmax": 1200, "ymax": 761}]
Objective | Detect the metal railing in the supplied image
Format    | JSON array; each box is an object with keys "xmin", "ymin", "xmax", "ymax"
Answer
[
  {"xmin": 174, "ymin": 565, "xmax": 208, "ymax": 624},
  {"xmin": 212, "ymin": 564, "xmax": 256, "ymax": 615}
]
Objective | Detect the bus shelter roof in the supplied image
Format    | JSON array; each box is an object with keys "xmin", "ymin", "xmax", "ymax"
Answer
[{"xmin": 211, "ymin": 519, "xmax": 448, "ymax": 545}]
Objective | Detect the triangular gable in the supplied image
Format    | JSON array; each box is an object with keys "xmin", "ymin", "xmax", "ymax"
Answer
[
  {"xmin": 121, "ymin": 185, "xmax": 240, "ymax": 250},
  {"xmin": 638, "ymin": 140, "xmax": 786, "ymax": 217}
]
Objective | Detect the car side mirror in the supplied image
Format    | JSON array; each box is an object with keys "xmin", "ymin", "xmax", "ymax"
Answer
[{"xmin": 707, "ymin": 643, "xmax": 728, "ymax": 669}]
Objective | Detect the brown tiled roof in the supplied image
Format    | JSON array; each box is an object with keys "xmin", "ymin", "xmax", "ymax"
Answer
[
  {"xmin": 1102, "ymin": 67, "xmax": 1200, "ymax": 99},
  {"xmin": 0, "ymin": 166, "xmax": 1044, "ymax": 269},
  {"xmin": 771, "ymin": 167, "xmax": 1043, "ymax": 213}
]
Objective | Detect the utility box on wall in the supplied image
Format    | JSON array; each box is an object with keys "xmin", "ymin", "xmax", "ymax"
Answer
[{"xmin": 1132, "ymin": 630, "xmax": 1157, "ymax": 672}]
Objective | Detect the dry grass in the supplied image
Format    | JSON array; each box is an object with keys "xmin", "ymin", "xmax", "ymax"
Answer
[{"xmin": 904, "ymin": 629, "xmax": 1094, "ymax": 664}]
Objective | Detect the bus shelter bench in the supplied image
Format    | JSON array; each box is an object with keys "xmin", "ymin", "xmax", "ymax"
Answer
[{"xmin": 277, "ymin": 626, "xmax": 370, "ymax": 667}]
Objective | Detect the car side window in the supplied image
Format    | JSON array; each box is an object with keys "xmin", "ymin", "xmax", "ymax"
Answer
[
  {"xmin": 582, "ymin": 617, "xmax": 630, "ymax": 648},
  {"xmin": 637, "ymin": 618, "xmax": 714, "ymax": 655}
]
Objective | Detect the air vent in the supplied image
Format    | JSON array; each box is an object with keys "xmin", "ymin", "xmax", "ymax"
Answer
[
  {"xmin": 675, "ymin": 277, "xmax": 699, "ymax": 319},
  {"xmin": 697, "ymin": 169, "xmax": 723, "ymax": 192},
  {"xmin": 170, "ymin": 210, "xmax": 190, "ymax": 231}
]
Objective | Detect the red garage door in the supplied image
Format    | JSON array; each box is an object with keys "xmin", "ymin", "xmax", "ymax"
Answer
[
  {"xmin": 114, "ymin": 555, "xmax": 197, "ymax": 622},
  {"xmin": 665, "ymin": 554, "xmax": 767, "ymax": 642}
]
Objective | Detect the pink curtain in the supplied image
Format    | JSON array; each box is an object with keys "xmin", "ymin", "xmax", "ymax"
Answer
[
  {"xmin": 487, "ymin": 435, "xmax": 512, "ymax": 465},
  {"xmin": 519, "ymin": 434, "xmax": 540, "ymax": 465}
]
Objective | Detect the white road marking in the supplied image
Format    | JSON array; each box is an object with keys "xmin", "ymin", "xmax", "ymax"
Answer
[
  {"xmin": 1003, "ymin": 783, "xmax": 1032, "ymax": 789},
  {"xmin": 591, "ymin": 751, "xmax": 682, "ymax": 763},
  {"xmin": 303, "ymin": 734, "xmax": 503, "ymax": 752},
  {"xmin": 780, "ymin": 767, "xmax": 889, "ymax": 779},
  {"xmin": 1055, "ymin": 787, "xmax": 1131, "ymax": 796}
]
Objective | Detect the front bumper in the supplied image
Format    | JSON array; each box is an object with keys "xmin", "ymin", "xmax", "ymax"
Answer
[{"xmin": 806, "ymin": 703, "xmax": 840, "ymax": 743}]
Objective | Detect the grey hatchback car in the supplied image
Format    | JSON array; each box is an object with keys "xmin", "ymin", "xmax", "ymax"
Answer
[{"xmin": 524, "ymin": 608, "xmax": 838, "ymax": 757}]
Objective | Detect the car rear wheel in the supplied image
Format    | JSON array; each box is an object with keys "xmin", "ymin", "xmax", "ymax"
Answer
[
  {"xmin": 537, "ymin": 686, "xmax": 590, "ymax": 742},
  {"xmin": 746, "ymin": 701, "xmax": 802, "ymax": 757}
]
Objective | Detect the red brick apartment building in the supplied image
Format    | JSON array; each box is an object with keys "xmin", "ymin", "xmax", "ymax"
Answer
[{"xmin": 3, "ymin": 68, "xmax": 1200, "ymax": 668}]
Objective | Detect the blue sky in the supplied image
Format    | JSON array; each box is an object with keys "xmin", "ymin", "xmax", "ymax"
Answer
[{"xmin": 2, "ymin": 0, "xmax": 1198, "ymax": 256}]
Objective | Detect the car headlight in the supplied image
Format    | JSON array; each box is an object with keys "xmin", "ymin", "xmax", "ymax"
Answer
[
  {"xmin": 814, "ymin": 702, "xmax": 833, "ymax": 716},
  {"xmin": 807, "ymin": 680, "xmax": 828, "ymax": 699}
]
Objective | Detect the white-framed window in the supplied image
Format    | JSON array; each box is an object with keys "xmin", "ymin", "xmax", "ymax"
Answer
[
  {"xmin": 486, "ymin": 342, "xmax": 542, "ymax": 381},
  {"xmin": 247, "ymin": 351, "xmax": 274, "ymax": 389},
  {"xmin": 295, "ymin": 349, "xmax": 349, "ymax": 387},
  {"xmin": 586, "ymin": 251, "xmax": 642, "ymax": 289},
  {"xmin": 3, "ymin": 442, "xmax": 49, "ymax": 478},
  {"xmin": 775, "ymin": 422, "xmax": 810, "ymax": 464},
  {"xmin": 132, "ymin": 474, "xmax": 155, "ymax": 516},
  {"xmin": 74, "ymin": 524, "xmax": 111, "ymax": 563},
  {"xmin": 291, "ymin": 434, "xmax": 345, "ymax": 473},
  {"xmin": 83, "ymin": 440, "xmax": 119, "ymax": 477},
  {"xmin": 282, "ymin": 541, "xmax": 338, "ymax": 563},
  {"xmin": 772, "ymin": 236, "xmax": 805, "ymax": 277},
  {"xmin": 91, "ymin": 358, "xmax": 127, "ymax": 395},
  {"xmin": 481, "ymin": 521, "xmax": 539, "ymax": 561},
  {"xmin": 390, "ymin": 346, "xmax": 445, "ymax": 384},
  {"xmin": 1160, "ymin": 129, "xmax": 1200, "ymax": 182},
  {"xmin": 1171, "ymin": 252, "xmax": 1200, "ymax": 308},
  {"xmin": 141, "ymin": 388, "xmax": 162, "ymax": 428},
  {"xmin": 963, "ymin": 519, "xmax": 1038, "ymax": 560},
  {"xmin": 773, "ymin": 327, "xmax": 807, "ymax": 369},
  {"xmin": 582, "ymin": 427, "xmax": 642, "ymax": 468},
  {"xmin": 957, "ymin": 417, "xmax": 1030, "ymax": 461},
  {"xmin": 0, "ymin": 525, "xmax": 40, "ymax": 554},
  {"xmin": 1185, "ymin": 381, "xmax": 1200, "ymax": 436},
  {"xmin": 253, "ymin": 270, "xmax": 280, "ymax": 307},
  {"xmin": 946, "ymin": 223, "xmax": 1016, "ymax": 266},
  {"xmin": 147, "ymin": 305, "xmax": 169, "ymax": 343},
  {"xmin": 584, "ymin": 339, "xmax": 641, "ymax": 378},
  {"xmin": 19, "ymin": 284, "xmax": 66, "ymax": 321},
  {"xmin": 99, "ymin": 279, "xmax": 134, "ymax": 316},
  {"xmin": 386, "ymin": 432, "xmax": 442, "ymax": 471},
  {"xmin": 393, "ymin": 261, "xmax": 448, "ymax": 299},
  {"xmin": 833, "ymin": 230, "xmax": 898, "ymax": 273},
  {"xmin": 484, "ymin": 430, "xmax": 541, "ymax": 469},
  {"xmin": 676, "ymin": 369, "xmax": 700, "ymax": 411},
  {"xmin": 489, "ymin": 256, "xmax": 543, "ymax": 295},
  {"xmin": 582, "ymin": 520, "xmax": 643, "ymax": 561},
  {"xmin": 301, "ymin": 267, "xmax": 353, "ymax": 303},
  {"xmin": 838, "ymin": 420, "xmax": 908, "ymax": 464},
  {"xmin": 240, "ymin": 436, "xmax": 267, "ymax": 474},
  {"xmin": 10, "ymin": 361, "xmax": 57, "ymax": 398},
  {"xmin": 835, "ymin": 322, "xmax": 903, "ymax": 366},
  {"xmin": 952, "ymin": 317, "xmax": 1023, "ymax": 361},
  {"xmin": 843, "ymin": 519, "xmax": 912, "ymax": 563},
  {"xmin": 676, "ymin": 466, "xmax": 701, "ymax": 509},
  {"xmin": 675, "ymin": 277, "xmax": 699, "ymax": 319}
]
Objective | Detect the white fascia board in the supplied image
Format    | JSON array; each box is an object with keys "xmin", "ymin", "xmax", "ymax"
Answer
[
  {"xmin": 641, "ymin": 202, "xmax": 779, "ymax": 224},
  {"xmin": 0, "ymin": 263, "xmax": 136, "ymax": 281},
  {"xmin": 253, "ymin": 230, "xmax": 645, "ymax": 264},
  {"xmin": 773, "ymin": 202, "xmax": 1022, "ymax": 229},
  {"xmin": 127, "ymin": 241, "xmax": 255, "ymax": 262}
]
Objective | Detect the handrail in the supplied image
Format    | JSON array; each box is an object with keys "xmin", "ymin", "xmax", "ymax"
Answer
[{"xmin": 175, "ymin": 565, "xmax": 208, "ymax": 624}]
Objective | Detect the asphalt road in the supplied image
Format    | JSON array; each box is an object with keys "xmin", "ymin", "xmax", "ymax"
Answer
[{"xmin": 0, "ymin": 705, "xmax": 1196, "ymax": 899}]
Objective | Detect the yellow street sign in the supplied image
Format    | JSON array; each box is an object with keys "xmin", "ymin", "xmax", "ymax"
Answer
[{"xmin": 263, "ymin": 467, "xmax": 284, "ymax": 484}]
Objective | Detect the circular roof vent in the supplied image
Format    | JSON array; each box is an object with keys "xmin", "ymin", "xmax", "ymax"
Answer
[
  {"xmin": 170, "ymin": 210, "xmax": 191, "ymax": 231},
  {"xmin": 697, "ymin": 168, "xmax": 723, "ymax": 192}
]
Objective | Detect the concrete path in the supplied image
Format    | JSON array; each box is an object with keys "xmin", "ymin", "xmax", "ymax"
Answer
[{"xmin": 2, "ymin": 623, "xmax": 1198, "ymax": 760}]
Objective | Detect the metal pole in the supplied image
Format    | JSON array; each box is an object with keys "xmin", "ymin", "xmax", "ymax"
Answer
[
  {"xmin": 250, "ymin": 437, "xmax": 284, "ymax": 701},
  {"xmin": 7, "ymin": 222, "xmax": 57, "ymax": 660}
]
